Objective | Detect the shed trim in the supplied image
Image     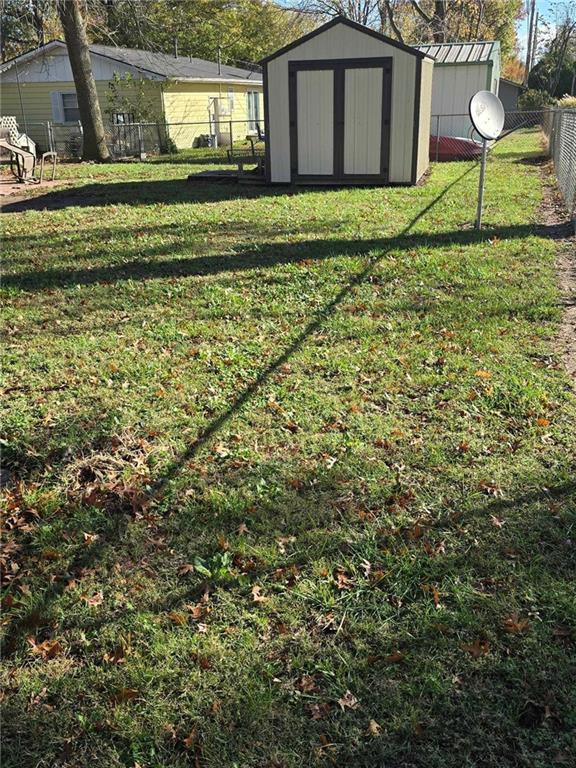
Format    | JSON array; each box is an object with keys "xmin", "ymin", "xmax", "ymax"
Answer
[
  {"xmin": 260, "ymin": 17, "xmax": 428, "ymax": 65},
  {"xmin": 263, "ymin": 62, "xmax": 272, "ymax": 184},
  {"xmin": 411, "ymin": 57, "xmax": 422, "ymax": 184}
]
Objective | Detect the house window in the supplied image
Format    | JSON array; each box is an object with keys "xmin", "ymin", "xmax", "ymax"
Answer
[
  {"xmin": 113, "ymin": 112, "xmax": 135, "ymax": 125},
  {"xmin": 246, "ymin": 91, "xmax": 260, "ymax": 132},
  {"xmin": 61, "ymin": 92, "xmax": 80, "ymax": 122},
  {"xmin": 228, "ymin": 87, "xmax": 235, "ymax": 112}
]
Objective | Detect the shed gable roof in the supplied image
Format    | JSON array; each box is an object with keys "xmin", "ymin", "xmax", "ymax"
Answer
[{"xmin": 260, "ymin": 17, "xmax": 430, "ymax": 64}]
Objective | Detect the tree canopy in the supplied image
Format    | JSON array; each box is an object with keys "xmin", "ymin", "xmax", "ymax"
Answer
[{"xmin": 0, "ymin": 0, "xmax": 319, "ymax": 65}]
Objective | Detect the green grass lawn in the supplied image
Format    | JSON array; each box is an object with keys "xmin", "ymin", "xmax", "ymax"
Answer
[{"xmin": 2, "ymin": 130, "xmax": 575, "ymax": 768}]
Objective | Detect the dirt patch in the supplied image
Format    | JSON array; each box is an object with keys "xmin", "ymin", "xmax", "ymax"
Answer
[{"xmin": 539, "ymin": 161, "xmax": 576, "ymax": 388}]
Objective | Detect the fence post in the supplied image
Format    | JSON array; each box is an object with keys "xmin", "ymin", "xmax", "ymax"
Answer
[
  {"xmin": 435, "ymin": 115, "xmax": 440, "ymax": 163},
  {"xmin": 229, "ymin": 119, "xmax": 233, "ymax": 149}
]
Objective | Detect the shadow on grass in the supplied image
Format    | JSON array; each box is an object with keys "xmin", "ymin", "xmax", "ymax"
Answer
[
  {"xmin": 1, "ymin": 177, "xmax": 305, "ymax": 213},
  {"xmin": 2, "ymin": 441, "xmax": 575, "ymax": 767},
  {"xmin": 3, "ymin": 159, "xmax": 575, "ymax": 766},
  {"xmin": 4, "ymin": 222, "xmax": 540, "ymax": 293}
]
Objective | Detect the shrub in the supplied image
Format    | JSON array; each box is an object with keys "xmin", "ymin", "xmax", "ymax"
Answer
[
  {"xmin": 556, "ymin": 94, "xmax": 576, "ymax": 109},
  {"xmin": 518, "ymin": 89, "xmax": 554, "ymax": 110}
]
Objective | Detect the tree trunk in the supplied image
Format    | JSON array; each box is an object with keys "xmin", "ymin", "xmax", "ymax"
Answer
[
  {"xmin": 32, "ymin": 0, "xmax": 45, "ymax": 46},
  {"xmin": 432, "ymin": 1, "xmax": 446, "ymax": 43},
  {"xmin": 56, "ymin": 0, "xmax": 110, "ymax": 161}
]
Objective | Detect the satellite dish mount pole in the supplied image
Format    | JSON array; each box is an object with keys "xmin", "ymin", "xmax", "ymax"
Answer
[{"xmin": 475, "ymin": 138, "xmax": 488, "ymax": 230}]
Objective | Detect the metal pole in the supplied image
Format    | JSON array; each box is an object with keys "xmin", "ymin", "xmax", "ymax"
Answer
[
  {"xmin": 435, "ymin": 115, "xmax": 440, "ymax": 162},
  {"xmin": 475, "ymin": 138, "xmax": 488, "ymax": 230}
]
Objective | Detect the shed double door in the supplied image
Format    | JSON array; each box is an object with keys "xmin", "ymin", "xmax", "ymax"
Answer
[{"xmin": 289, "ymin": 58, "xmax": 392, "ymax": 183}]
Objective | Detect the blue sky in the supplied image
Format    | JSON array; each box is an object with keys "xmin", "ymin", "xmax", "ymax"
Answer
[{"xmin": 517, "ymin": 0, "xmax": 564, "ymax": 58}]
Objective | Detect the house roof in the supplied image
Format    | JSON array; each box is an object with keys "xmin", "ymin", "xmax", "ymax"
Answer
[
  {"xmin": 499, "ymin": 77, "xmax": 526, "ymax": 90},
  {"xmin": 89, "ymin": 43, "xmax": 261, "ymax": 82},
  {"xmin": 0, "ymin": 40, "xmax": 262, "ymax": 83},
  {"xmin": 260, "ymin": 17, "xmax": 432, "ymax": 65},
  {"xmin": 415, "ymin": 40, "xmax": 499, "ymax": 65}
]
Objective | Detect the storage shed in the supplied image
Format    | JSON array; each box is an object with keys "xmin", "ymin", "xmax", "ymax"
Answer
[
  {"xmin": 261, "ymin": 17, "xmax": 433, "ymax": 185},
  {"xmin": 415, "ymin": 40, "xmax": 500, "ymax": 138}
]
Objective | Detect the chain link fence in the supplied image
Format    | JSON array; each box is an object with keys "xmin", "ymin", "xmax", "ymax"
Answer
[
  {"xmin": 542, "ymin": 108, "xmax": 576, "ymax": 230},
  {"xmin": 6, "ymin": 110, "xmax": 573, "ymax": 224},
  {"xmin": 18, "ymin": 118, "xmax": 259, "ymax": 160},
  {"xmin": 430, "ymin": 110, "xmax": 545, "ymax": 162}
]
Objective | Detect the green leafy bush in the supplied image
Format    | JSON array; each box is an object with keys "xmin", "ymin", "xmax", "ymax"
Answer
[{"xmin": 518, "ymin": 88, "xmax": 554, "ymax": 110}]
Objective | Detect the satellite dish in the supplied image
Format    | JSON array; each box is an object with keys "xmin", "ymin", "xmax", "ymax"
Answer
[{"xmin": 469, "ymin": 91, "xmax": 505, "ymax": 141}]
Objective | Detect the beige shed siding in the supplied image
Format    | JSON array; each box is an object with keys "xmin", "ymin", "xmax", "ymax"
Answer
[
  {"xmin": 344, "ymin": 67, "xmax": 382, "ymax": 175},
  {"xmin": 416, "ymin": 57, "xmax": 433, "ymax": 181},
  {"xmin": 0, "ymin": 79, "xmax": 163, "ymax": 149},
  {"xmin": 297, "ymin": 70, "xmax": 333, "ymax": 174},
  {"xmin": 266, "ymin": 23, "xmax": 418, "ymax": 183}
]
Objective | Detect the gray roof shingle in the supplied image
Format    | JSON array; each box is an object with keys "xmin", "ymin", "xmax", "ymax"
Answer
[{"xmin": 89, "ymin": 43, "xmax": 262, "ymax": 81}]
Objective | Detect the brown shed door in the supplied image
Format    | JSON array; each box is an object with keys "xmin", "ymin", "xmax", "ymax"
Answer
[{"xmin": 289, "ymin": 58, "xmax": 392, "ymax": 183}]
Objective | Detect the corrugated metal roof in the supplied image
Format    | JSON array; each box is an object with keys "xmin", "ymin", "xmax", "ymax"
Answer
[{"xmin": 415, "ymin": 40, "xmax": 498, "ymax": 65}]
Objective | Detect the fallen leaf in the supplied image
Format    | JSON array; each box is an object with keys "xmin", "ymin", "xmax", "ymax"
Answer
[
  {"xmin": 82, "ymin": 591, "xmax": 103, "ymax": 607},
  {"xmin": 82, "ymin": 532, "xmax": 99, "ymax": 545},
  {"xmin": 27, "ymin": 637, "xmax": 63, "ymax": 660},
  {"xmin": 462, "ymin": 639, "xmax": 489, "ymax": 658},
  {"xmin": 502, "ymin": 614, "xmax": 530, "ymax": 634},
  {"xmin": 338, "ymin": 690, "xmax": 359, "ymax": 711},
  {"xmin": 183, "ymin": 727, "xmax": 198, "ymax": 748},
  {"xmin": 113, "ymin": 687, "xmax": 139, "ymax": 704},
  {"xmin": 237, "ymin": 522, "xmax": 249, "ymax": 535},
  {"xmin": 383, "ymin": 650, "xmax": 404, "ymax": 664},
  {"xmin": 490, "ymin": 515, "xmax": 505, "ymax": 528},
  {"xmin": 536, "ymin": 417, "xmax": 550, "ymax": 427},
  {"xmin": 298, "ymin": 674, "xmax": 319, "ymax": 693},
  {"xmin": 187, "ymin": 602, "xmax": 210, "ymax": 621},
  {"xmin": 307, "ymin": 701, "xmax": 332, "ymax": 720},
  {"xmin": 475, "ymin": 369, "xmax": 492, "ymax": 379},
  {"xmin": 168, "ymin": 611, "xmax": 188, "ymax": 626},
  {"xmin": 103, "ymin": 645, "xmax": 127, "ymax": 665},
  {"xmin": 41, "ymin": 548, "xmax": 60, "ymax": 561},
  {"xmin": 251, "ymin": 585, "xmax": 268, "ymax": 603},
  {"xmin": 178, "ymin": 563, "xmax": 195, "ymax": 576},
  {"xmin": 367, "ymin": 719, "xmax": 382, "ymax": 737},
  {"xmin": 334, "ymin": 569, "xmax": 352, "ymax": 590},
  {"xmin": 479, "ymin": 480, "xmax": 503, "ymax": 497}
]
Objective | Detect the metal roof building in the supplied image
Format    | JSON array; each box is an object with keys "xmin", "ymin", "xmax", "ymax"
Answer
[
  {"xmin": 415, "ymin": 40, "xmax": 499, "ymax": 66},
  {"xmin": 414, "ymin": 40, "xmax": 501, "ymax": 139}
]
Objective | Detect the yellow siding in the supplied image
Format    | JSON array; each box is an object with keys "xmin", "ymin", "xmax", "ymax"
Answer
[
  {"xmin": 0, "ymin": 79, "xmax": 163, "ymax": 150},
  {"xmin": 162, "ymin": 82, "xmax": 262, "ymax": 149},
  {"xmin": 0, "ymin": 77, "xmax": 262, "ymax": 152}
]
